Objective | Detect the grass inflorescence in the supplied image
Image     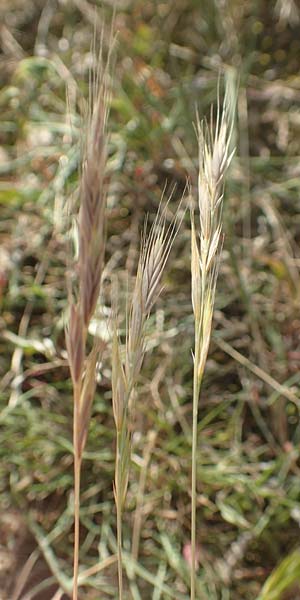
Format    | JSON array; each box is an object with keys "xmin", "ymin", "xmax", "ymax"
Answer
[{"xmin": 1, "ymin": 2, "xmax": 300, "ymax": 600}]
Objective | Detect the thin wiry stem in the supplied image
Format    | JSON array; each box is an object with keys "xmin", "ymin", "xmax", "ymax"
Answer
[
  {"xmin": 116, "ymin": 430, "xmax": 124, "ymax": 600},
  {"xmin": 190, "ymin": 85, "xmax": 235, "ymax": 599},
  {"xmin": 191, "ymin": 330, "xmax": 201, "ymax": 600},
  {"xmin": 73, "ymin": 384, "xmax": 81, "ymax": 600}
]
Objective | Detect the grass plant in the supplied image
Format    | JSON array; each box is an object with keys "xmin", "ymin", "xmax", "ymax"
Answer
[
  {"xmin": 65, "ymin": 35, "xmax": 112, "ymax": 600},
  {"xmin": 190, "ymin": 90, "xmax": 234, "ymax": 599},
  {"xmin": 112, "ymin": 201, "xmax": 182, "ymax": 598}
]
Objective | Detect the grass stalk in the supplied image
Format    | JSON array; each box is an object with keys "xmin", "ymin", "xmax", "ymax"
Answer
[
  {"xmin": 191, "ymin": 332, "xmax": 201, "ymax": 600},
  {"xmin": 73, "ymin": 383, "xmax": 82, "ymax": 600},
  {"xmin": 116, "ymin": 429, "xmax": 124, "ymax": 600},
  {"xmin": 112, "ymin": 199, "xmax": 183, "ymax": 598},
  {"xmin": 190, "ymin": 86, "xmax": 235, "ymax": 598}
]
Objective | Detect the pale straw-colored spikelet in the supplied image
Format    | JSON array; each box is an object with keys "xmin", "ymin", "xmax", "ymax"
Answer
[
  {"xmin": 126, "ymin": 199, "xmax": 182, "ymax": 388},
  {"xmin": 192, "ymin": 90, "xmax": 234, "ymax": 378},
  {"xmin": 113, "ymin": 199, "xmax": 183, "ymax": 423}
]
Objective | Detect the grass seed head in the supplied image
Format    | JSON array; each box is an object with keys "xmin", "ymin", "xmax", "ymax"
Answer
[
  {"xmin": 126, "ymin": 196, "xmax": 183, "ymax": 384},
  {"xmin": 192, "ymin": 84, "xmax": 235, "ymax": 382},
  {"xmin": 79, "ymin": 78, "xmax": 109, "ymax": 327}
]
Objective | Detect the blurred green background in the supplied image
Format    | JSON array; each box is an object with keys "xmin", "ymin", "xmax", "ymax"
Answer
[{"xmin": 1, "ymin": 0, "xmax": 300, "ymax": 598}]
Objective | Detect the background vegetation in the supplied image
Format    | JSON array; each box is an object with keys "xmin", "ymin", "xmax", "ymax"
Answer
[{"xmin": 1, "ymin": 0, "xmax": 300, "ymax": 598}]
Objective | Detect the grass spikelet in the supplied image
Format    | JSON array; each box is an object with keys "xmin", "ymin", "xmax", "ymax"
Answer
[{"xmin": 190, "ymin": 84, "xmax": 235, "ymax": 600}]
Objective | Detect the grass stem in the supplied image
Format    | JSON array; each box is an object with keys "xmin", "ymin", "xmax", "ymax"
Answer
[
  {"xmin": 191, "ymin": 334, "xmax": 201, "ymax": 600},
  {"xmin": 73, "ymin": 385, "xmax": 81, "ymax": 600},
  {"xmin": 116, "ymin": 430, "xmax": 123, "ymax": 600}
]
